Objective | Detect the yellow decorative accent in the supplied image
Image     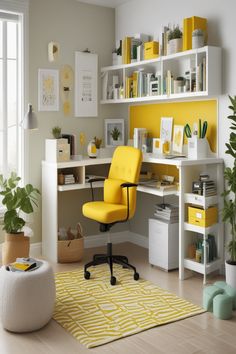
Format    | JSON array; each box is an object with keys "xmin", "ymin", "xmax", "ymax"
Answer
[
  {"xmin": 188, "ymin": 205, "xmax": 218, "ymax": 227},
  {"xmin": 54, "ymin": 265, "xmax": 204, "ymax": 349}
]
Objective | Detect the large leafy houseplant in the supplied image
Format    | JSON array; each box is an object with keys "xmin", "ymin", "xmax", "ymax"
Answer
[
  {"xmin": 0, "ymin": 172, "xmax": 40, "ymax": 234},
  {"xmin": 222, "ymin": 96, "xmax": 236, "ymax": 268}
]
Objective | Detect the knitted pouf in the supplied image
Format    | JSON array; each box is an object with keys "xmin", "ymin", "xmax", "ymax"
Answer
[{"xmin": 0, "ymin": 260, "xmax": 55, "ymax": 332}]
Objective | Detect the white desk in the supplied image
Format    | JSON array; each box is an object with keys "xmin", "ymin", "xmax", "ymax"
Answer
[{"xmin": 42, "ymin": 152, "xmax": 224, "ymax": 283}]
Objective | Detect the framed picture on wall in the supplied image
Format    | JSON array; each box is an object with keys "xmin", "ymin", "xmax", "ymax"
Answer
[
  {"xmin": 160, "ymin": 117, "xmax": 173, "ymax": 142},
  {"xmin": 74, "ymin": 51, "xmax": 98, "ymax": 117},
  {"xmin": 105, "ymin": 119, "xmax": 124, "ymax": 147},
  {"xmin": 172, "ymin": 125, "xmax": 184, "ymax": 153},
  {"xmin": 38, "ymin": 69, "xmax": 59, "ymax": 111}
]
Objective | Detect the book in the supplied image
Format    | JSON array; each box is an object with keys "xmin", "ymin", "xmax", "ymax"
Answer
[
  {"xmin": 8, "ymin": 258, "xmax": 38, "ymax": 272},
  {"xmin": 122, "ymin": 37, "xmax": 131, "ymax": 64}
]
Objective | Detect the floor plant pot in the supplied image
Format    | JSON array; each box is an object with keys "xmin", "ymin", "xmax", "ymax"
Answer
[
  {"xmin": 225, "ymin": 260, "xmax": 236, "ymax": 289},
  {"xmin": 2, "ymin": 233, "xmax": 30, "ymax": 265}
]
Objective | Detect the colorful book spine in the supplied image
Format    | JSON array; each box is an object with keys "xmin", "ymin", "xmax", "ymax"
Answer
[{"xmin": 122, "ymin": 37, "xmax": 131, "ymax": 64}]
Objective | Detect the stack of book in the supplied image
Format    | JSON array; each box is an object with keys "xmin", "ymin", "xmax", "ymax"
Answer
[
  {"xmin": 192, "ymin": 179, "xmax": 217, "ymax": 196},
  {"xmin": 154, "ymin": 203, "xmax": 179, "ymax": 223},
  {"xmin": 7, "ymin": 258, "xmax": 40, "ymax": 272},
  {"xmin": 64, "ymin": 174, "xmax": 75, "ymax": 184}
]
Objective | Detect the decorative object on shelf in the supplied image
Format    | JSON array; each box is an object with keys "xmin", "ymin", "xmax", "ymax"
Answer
[
  {"xmin": 160, "ymin": 117, "xmax": 173, "ymax": 143},
  {"xmin": 38, "ymin": 69, "xmax": 59, "ymax": 111},
  {"xmin": 0, "ymin": 172, "xmax": 40, "ymax": 265},
  {"xmin": 51, "ymin": 126, "xmax": 61, "ymax": 139},
  {"xmin": 21, "ymin": 104, "xmax": 38, "ymax": 130},
  {"xmin": 167, "ymin": 26, "xmax": 183, "ymax": 55},
  {"xmin": 105, "ymin": 119, "xmax": 124, "ymax": 147},
  {"xmin": 79, "ymin": 132, "xmax": 86, "ymax": 156},
  {"xmin": 75, "ymin": 51, "xmax": 98, "ymax": 117},
  {"xmin": 87, "ymin": 140, "xmax": 98, "ymax": 158},
  {"xmin": 60, "ymin": 65, "xmax": 73, "ymax": 116},
  {"xmin": 144, "ymin": 41, "xmax": 159, "ymax": 60},
  {"xmin": 45, "ymin": 139, "xmax": 70, "ymax": 162},
  {"xmin": 172, "ymin": 125, "xmax": 184, "ymax": 154},
  {"xmin": 192, "ymin": 29, "xmax": 204, "ymax": 49},
  {"xmin": 222, "ymin": 95, "xmax": 236, "ymax": 289},
  {"xmin": 48, "ymin": 41, "xmax": 59, "ymax": 62},
  {"xmin": 183, "ymin": 16, "xmax": 207, "ymax": 51}
]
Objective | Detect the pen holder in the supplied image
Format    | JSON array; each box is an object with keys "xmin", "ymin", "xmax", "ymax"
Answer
[{"xmin": 187, "ymin": 137, "xmax": 208, "ymax": 159}]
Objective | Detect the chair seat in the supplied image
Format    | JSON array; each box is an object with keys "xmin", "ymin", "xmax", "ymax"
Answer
[{"xmin": 83, "ymin": 201, "xmax": 127, "ymax": 224}]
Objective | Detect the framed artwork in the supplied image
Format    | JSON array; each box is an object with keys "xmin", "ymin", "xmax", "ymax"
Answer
[
  {"xmin": 160, "ymin": 117, "xmax": 173, "ymax": 142},
  {"xmin": 173, "ymin": 125, "xmax": 184, "ymax": 153},
  {"xmin": 75, "ymin": 51, "xmax": 98, "ymax": 117},
  {"xmin": 105, "ymin": 119, "xmax": 124, "ymax": 147},
  {"xmin": 38, "ymin": 69, "xmax": 59, "ymax": 111}
]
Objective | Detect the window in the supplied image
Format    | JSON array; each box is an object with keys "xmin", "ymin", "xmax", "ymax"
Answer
[{"xmin": 0, "ymin": 10, "xmax": 24, "ymax": 178}]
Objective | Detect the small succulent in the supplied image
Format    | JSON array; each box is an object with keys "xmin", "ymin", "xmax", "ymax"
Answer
[
  {"xmin": 94, "ymin": 136, "xmax": 102, "ymax": 149},
  {"xmin": 168, "ymin": 26, "xmax": 183, "ymax": 41},
  {"xmin": 192, "ymin": 29, "xmax": 204, "ymax": 37},
  {"xmin": 51, "ymin": 126, "xmax": 61, "ymax": 139}
]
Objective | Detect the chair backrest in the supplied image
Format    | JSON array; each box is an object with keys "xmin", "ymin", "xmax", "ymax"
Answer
[{"xmin": 104, "ymin": 146, "xmax": 142, "ymax": 219}]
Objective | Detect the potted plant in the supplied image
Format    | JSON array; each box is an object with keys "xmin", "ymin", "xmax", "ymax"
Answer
[
  {"xmin": 167, "ymin": 25, "xmax": 183, "ymax": 55},
  {"xmin": 110, "ymin": 127, "xmax": 121, "ymax": 145},
  {"xmin": 0, "ymin": 172, "xmax": 40, "ymax": 265},
  {"xmin": 222, "ymin": 95, "xmax": 236, "ymax": 288},
  {"xmin": 51, "ymin": 126, "xmax": 62, "ymax": 139},
  {"xmin": 94, "ymin": 136, "xmax": 102, "ymax": 149}
]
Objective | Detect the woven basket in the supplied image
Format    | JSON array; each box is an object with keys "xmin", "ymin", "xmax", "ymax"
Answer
[{"xmin": 58, "ymin": 237, "xmax": 84, "ymax": 263}]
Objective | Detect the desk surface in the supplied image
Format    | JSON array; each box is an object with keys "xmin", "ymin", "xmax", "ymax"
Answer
[{"xmin": 42, "ymin": 152, "xmax": 224, "ymax": 169}]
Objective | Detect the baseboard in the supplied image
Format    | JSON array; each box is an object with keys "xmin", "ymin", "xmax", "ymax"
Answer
[{"xmin": 0, "ymin": 232, "xmax": 147, "ymax": 262}]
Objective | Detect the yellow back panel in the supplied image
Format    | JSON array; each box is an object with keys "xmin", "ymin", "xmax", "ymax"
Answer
[{"xmin": 129, "ymin": 99, "xmax": 217, "ymax": 152}]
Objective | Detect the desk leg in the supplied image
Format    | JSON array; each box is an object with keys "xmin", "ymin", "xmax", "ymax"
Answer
[{"xmin": 179, "ymin": 165, "xmax": 186, "ymax": 280}]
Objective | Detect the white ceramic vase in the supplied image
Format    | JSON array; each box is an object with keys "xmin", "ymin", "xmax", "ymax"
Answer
[
  {"xmin": 225, "ymin": 261, "xmax": 236, "ymax": 289},
  {"xmin": 167, "ymin": 38, "xmax": 183, "ymax": 55}
]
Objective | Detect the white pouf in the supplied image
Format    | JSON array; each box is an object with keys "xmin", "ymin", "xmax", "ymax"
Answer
[{"xmin": 0, "ymin": 260, "xmax": 55, "ymax": 332}]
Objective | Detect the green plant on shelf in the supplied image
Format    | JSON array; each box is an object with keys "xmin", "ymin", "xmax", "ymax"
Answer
[
  {"xmin": 168, "ymin": 26, "xmax": 183, "ymax": 41},
  {"xmin": 51, "ymin": 126, "xmax": 62, "ymax": 139}
]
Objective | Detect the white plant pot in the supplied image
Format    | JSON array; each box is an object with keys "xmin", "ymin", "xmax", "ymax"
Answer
[
  {"xmin": 225, "ymin": 261, "xmax": 236, "ymax": 289},
  {"xmin": 167, "ymin": 38, "xmax": 183, "ymax": 55}
]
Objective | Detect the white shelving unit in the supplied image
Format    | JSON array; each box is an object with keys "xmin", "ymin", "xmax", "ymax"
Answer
[{"xmin": 101, "ymin": 46, "xmax": 221, "ymax": 104}]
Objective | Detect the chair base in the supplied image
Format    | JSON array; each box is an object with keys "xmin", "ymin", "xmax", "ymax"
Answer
[{"xmin": 84, "ymin": 242, "xmax": 139, "ymax": 285}]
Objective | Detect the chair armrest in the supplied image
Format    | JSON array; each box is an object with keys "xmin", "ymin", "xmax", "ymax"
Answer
[
  {"xmin": 87, "ymin": 177, "xmax": 106, "ymax": 183},
  {"xmin": 121, "ymin": 182, "xmax": 138, "ymax": 188},
  {"xmin": 87, "ymin": 177, "xmax": 106, "ymax": 201}
]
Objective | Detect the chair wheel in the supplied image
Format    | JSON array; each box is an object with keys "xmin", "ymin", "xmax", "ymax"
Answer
[
  {"xmin": 84, "ymin": 271, "xmax": 90, "ymax": 280},
  {"xmin": 134, "ymin": 272, "xmax": 139, "ymax": 281},
  {"xmin": 110, "ymin": 276, "xmax": 116, "ymax": 286}
]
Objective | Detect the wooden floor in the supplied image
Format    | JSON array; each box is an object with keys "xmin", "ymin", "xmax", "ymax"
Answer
[{"xmin": 0, "ymin": 242, "xmax": 236, "ymax": 354}]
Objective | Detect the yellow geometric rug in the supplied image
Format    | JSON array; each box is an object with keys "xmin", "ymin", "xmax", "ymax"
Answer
[{"xmin": 53, "ymin": 265, "xmax": 204, "ymax": 348}]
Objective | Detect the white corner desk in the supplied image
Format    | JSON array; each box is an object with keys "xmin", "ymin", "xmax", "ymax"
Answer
[{"xmin": 42, "ymin": 152, "xmax": 224, "ymax": 283}]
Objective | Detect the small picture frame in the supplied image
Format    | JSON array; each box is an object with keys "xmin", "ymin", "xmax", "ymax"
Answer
[
  {"xmin": 160, "ymin": 117, "xmax": 173, "ymax": 142},
  {"xmin": 173, "ymin": 125, "xmax": 184, "ymax": 153},
  {"xmin": 38, "ymin": 69, "xmax": 59, "ymax": 111},
  {"xmin": 105, "ymin": 119, "xmax": 124, "ymax": 147}
]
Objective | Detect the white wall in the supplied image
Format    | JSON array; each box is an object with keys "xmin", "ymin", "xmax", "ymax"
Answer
[
  {"xmin": 115, "ymin": 0, "xmax": 235, "ymax": 239},
  {"xmin": 26, "ymin": 0, "xmax": 128, "ymax": 243}
]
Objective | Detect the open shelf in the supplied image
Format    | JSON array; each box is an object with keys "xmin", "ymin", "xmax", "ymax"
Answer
[
  {"xmin": 184, "ymin": 193, "xmax": 218, "ymax": 208},
  {"xmin": 58, "ymin": 181, "xmax": 104, "ymax": 192},
  {"xmin": 137, "ymin": 185, "xmax": 179, "ymax": 197},
  {"xmin": 184, "ymin": 258, "xmax": 221, "ymax": 275},
  {"xmin": 184, "ymin": 222, "xmax": 218, "ymax": 235}
]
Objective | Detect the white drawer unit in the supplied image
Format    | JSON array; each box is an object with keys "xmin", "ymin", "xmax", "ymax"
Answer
[{"xmin": 149, "ymin": 219, "xmax": 179, "ymax": 271}]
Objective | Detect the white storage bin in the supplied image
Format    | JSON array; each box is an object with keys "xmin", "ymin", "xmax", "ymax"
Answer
[
  {"xmin": 45, "ymin": 139, "xmax": 70, "ymax": 162},
  {"xmin": 149, "ymin": 219, "xmax": 179, "ymax": 271},
  {"xmin": 187, "ymin": 137, "xmax": 209, "ymax": 159}
]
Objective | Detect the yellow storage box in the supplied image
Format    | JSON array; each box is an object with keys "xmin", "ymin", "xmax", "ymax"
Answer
[
  {"xmin": 183, "ymin": 16, "xmax": 207, "ymax": 51},
  {"xmin": 144, "ymin": 41, "xmax": 159, "ymax": 60},
  {"xmin": 188, "ymin": 206, "xmax": 217, "ymax": 227}
]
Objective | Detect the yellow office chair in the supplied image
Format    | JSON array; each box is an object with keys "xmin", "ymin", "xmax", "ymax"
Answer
[{"xmin": 82, "ymin": 146, "xmax": 142, "ymax": 285}]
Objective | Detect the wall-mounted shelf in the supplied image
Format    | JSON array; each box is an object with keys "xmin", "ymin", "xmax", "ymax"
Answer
[{"xmin": 101, "ymin": 46, "xmax": 221, "ymax": 104}]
